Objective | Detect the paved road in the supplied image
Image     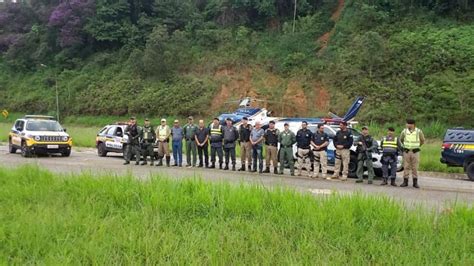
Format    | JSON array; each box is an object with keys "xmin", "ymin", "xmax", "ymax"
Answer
[{"xmin": 1, "ymin": 146, "xmax": 473, "ymax": 209}]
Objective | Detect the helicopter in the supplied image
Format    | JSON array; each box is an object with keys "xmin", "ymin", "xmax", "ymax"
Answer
[{"xmin": 216, "ymin": 96, "xmax": 365, "ymax": 128}]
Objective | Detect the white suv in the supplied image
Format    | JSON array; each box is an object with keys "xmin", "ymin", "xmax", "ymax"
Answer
[{"xmin": 8, "ymin": 115, "xmax": 72, "ymax": 157}]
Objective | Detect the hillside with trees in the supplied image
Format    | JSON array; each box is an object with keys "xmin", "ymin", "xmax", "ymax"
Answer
[{"xmin": 0, "ymin": 0, "xmax": 473, "ymax": 126}]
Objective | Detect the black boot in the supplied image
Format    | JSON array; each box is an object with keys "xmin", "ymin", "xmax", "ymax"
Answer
[
  {"xmin": 141, "ymin": 161, "xmax": 147, "ymax": 165},
  {"xmin": 209, "ymin": 163, "xmax": 215, "ymax": 169},
  {"xmin": 123, "ymin": 161, "xmax": 130, "ymax": 165},
  {"xmin": 223, "ymin": 164, "xmax": 229, "ymax": 170},
  {"xmin": 219, "ymin": 163, "xmax": 223, "ymax": 170},
  {"xmin": 248, "ymin": 165, "xmax": 253, "ymax": 172},
  {"xmin": 263, "ymin": 167, "xmax": 270, "ymax": 173},
  {"xmin": 232, "ymin": 164, "xmax": 236, "ymax": 171},
  {"xmin": 400, "ymin": 178, "xmax": 409, "ymax": 187},
  {"xmin": 390, "ymin": 178, "xmax": 397, "ymax": 186},
  {"xmin": 238, "ymin": 165, "xmax": 245, "ymax": 171},
  {"xmin": 156, "ymin": 159, "xmax": 163, "ymax": 166},
  {"xmin": 273, "ymin": 167, "xmax": 278, "ymax": 174},
  {"xmin": 166, "ymin": 156, "xmax": 171, "ymax": 167},
  {"xmin": 413, "ymin": 178, "xmax": 420, "ymax": 189},
  {"xmin": 380, "ymin": 178, "xmax": 388, "ymax": 186}
]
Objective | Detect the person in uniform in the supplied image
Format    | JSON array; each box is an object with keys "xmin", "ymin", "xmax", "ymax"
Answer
[
  {"xmin": 263, "ymin": 121, "xmax": 279, "ymax": 174},
  {"xmin": 296, "ymin": 121, "xmax": 313, "ymax": 177},
  {"xmin": 380, "ymin": 127, "xmax": 401, "ymax": 186},
  {"xmin": 209, "ymin": 118, "xmax": 224, "ymax": 169},
  {"xmin": 311, "ymin": 124, "xmax": 329, "ymax": 178},
  {"xmin": 222, "ymin": 118, "xmax": 239, "ymax": 171},
  {"xmin": 250, "ymin": 121, "xmax": 265, "ymax": 173},
  {"xmin": 400, "ymin": 119, "xmax": 425, "ymax": 188},
  {"xmin": 183, "ymin": 116, "xmax": 198, "ymax": 168},
  {"xmin": 171, "ymin": 120, "xmax": 184, "ymax": 167},
  {"xmin": 238, "ymin": 117, "xmax": 252, "ymax": 172},
  {"xmin": 155, "ymin": 118, "xmax": 171, "ymax": 167},
  {"xmin": 124, "ymin": 117, "xmax": 141, "ymax": 165},
  {"xmin": 355, "ymin": 126, "xmax": 378, "ymax": 184},
  {"xmin": 195, "ymin": 119, "xmax": 210, "ymax": 168},
  {"xmin": 278, "ymin": 123, "xmax": 296, "ymax": 176},
  {"xmin": 140, "ymin": 118, "xmax": 156, "ymax": 166},
  {"xmin": 330, "ymin": 121, "xmax": 353, "ymax": 181}
]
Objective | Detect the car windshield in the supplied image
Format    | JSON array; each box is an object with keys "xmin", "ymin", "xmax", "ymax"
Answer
[{"xmin": 26, "ymin": 120, "xmax": 63, "ymax": 132}]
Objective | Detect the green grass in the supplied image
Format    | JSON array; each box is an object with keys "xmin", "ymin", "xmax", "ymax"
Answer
[{"xmin": 0, "ymin": 166, "xmax": 472, "ymax": 264}]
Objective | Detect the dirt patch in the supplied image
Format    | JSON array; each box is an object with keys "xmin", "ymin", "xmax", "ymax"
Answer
[
  {"xmin": 282, "ymin": 80, "xmax": 308, "ymax": 116},
  {"xmin": 314, "ymin": 83, "xmax": 330, "ymax": 112},
  {"xmin": 317, "ymin": 0, "xmax": 345, "ymax": 55}
]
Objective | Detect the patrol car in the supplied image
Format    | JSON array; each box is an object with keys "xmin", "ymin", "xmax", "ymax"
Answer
[
  {"xmin": 274, "ymin": 120, "xmax": 404, "ymax": 178},
  {"xmin": 8, "ymin": 115, "xmax": 72, "ymax": 157},
  {"xmin": 96, "ymin": 123, "xmax": 159, "ymax": 159},
  {"xmin": 440, "ymin": 128, "xmax": 474, "ymax": 180}
]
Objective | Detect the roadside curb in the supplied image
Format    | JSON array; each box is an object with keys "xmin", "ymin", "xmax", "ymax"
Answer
[{"xmin": 418, "ymin": 171, "xmax": 467, "ymax": 180}]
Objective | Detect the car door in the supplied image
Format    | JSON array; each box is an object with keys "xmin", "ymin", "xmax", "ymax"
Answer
[{"xmin": 11, "ymin": 120, "xmax": 25, "ymax": 146}]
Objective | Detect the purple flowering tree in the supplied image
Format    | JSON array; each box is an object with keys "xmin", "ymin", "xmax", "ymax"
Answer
[{"xmin": 48, "ymin": 0, "xmax": 95, "ymax": 47}]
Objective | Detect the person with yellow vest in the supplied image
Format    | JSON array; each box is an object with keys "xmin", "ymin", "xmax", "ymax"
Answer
[
  {"xmin": 380, "ymin": 127, "xmax": 401, "ymax": 186},
  {"xmin": 399, "ymin": 119, "xmax": 425, "ymax": 188},
  {"xmin": 155, "ymin": 118, "xmax": 171, "ymax": 167},
  {"xmin": 209, "ymin": 117, "xmax": 224, "ymax": 169}
]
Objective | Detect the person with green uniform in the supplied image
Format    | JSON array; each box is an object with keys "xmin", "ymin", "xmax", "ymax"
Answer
[
  {"xmin": 183, "ymin": 116, "xmax": 198, "ymax": 168},
  {"xmin": 140, "ymin": 118, "xmax": 156, "ymax": 166},
  {"xmin": 355, "ymin": 126, "xmax": 378, "ymax": 184},
  {"xmin": 278, "ymin": 123, "xmax": 296, "ymax": 176}
]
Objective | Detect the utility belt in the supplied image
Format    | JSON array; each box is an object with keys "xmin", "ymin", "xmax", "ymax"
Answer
[
  {"xmin": 158, "ymin": 140, "xmax": 168, "ymax": 143},
  {"xmin": 312, "ymin": 148, "xmax": 327, "ymax": 152},
  {"xmin": 404, "ymin": 148, "xmax": 420, "ymax": 153},
  {"xmin": 210, "ymin": 139, "xmax": 222, "ymax": 143},
  {"xmin": 142, "ymin": 139, "xmax": 155, "ymax": 144},
  {"xmin": 266, "ymin": 143, "xmax": 278, "ymax": 147},
  {"xmin": 224, "ymin": 140, "xmax": 235, "ymax": 144},
  {"xmin": 185, "ymin": 137, "xmax": 194, "ymax": 141},
  {"xmin": 298, "ymin": 146, "xmax": 310, "ymax": 150},
  {"xmin": 281, "ymin": 145, "xmax": 292, "ymax": 148}
]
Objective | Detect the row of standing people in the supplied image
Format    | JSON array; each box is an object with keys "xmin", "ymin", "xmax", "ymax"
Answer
[{"xmin": 123, "ymin": 116, "xmax": 425, "ymax": 188}]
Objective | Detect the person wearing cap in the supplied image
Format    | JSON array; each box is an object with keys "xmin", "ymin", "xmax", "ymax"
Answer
[
  {"xmin": 155, "ymin": 118, "xmax": 171, "ymax": 167},
  {"xmin": 222, "ymin": 118, "xmax": 239, "ymax": 171},
  {"xmin": 399, "ymin": 119, "xmax": 425, "ymax": 188},
  {"xmin": 355, "ymin": 126, "xmax": 378, "ymax": 184},
  {"xmin": 380, "ymin": 127, "xmax": 402, "ymax": 186},
  {"xmin": 195, "ymin": 119, "xmax": 210, "ymax": 168},
  {"xmin": 171, "ymin": 120, "xmax": 184, "ymax": 167},
  {"xmin": 209, "ymin": 117, "xmax": 224, "ymax": 169},
  {"xmin": 124, "ymin": 117, "xmax": 142, "ymax": 165},
  {"xmin": 278, "ymin": 122, "xmax": 296, "ymax": 175},
  {"xmin": 238, "ymin": 117, "xmax": 253, "ymax": 172},
  {"xmin": 311, "ymin": 124, "xmax": 329, "ymax": 179},
  {"xmin": 296, "ymin": 121, "xmax": 313, "ymax": 177},
  {"xmin": 250, "ymin": 121, "xmax": 265, "ymax": 173},
  {"xmin": 140, "ymin": 118, "xmax": 156, "ymax": 166},
  {"xmin": 330, "ymin": 121, "xmax": 353, "ymax": 181},
  {"xmin": 183, "ymin": 116, "xmax": 198, "ymax": 168},
  {"xmin": 263, "ymin": 120, "xmax": 280, "ymax": 174}
]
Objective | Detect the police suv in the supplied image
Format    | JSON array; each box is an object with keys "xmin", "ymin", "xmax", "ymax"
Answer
[
  {"xmin": 275, "ymin": 120, "xmax": 404, "ymax": 177},
  {"xmin": 8, "ymin": 115, "xmax": 72, "ymax": 157},
  {"xmin": 96, "ymin": 123, "xmax": 158, "ymax": 159},
  {"xmin": 440, "ymin": 128, "xmax": 474, "ymax": 180}
]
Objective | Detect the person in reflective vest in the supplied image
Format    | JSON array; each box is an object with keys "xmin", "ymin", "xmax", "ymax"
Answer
[
  {"xmin": 209, "ymin": 117, "xmax": 224, "ymax": 169},
  {"xmin": 380, "ymin": 127, "xmax": 401, "ymax": 186},
  {"xmin": 140, "ymin": 118, "xmax": 156, "ymax": 166},
  {"xmin": 399, "ymin": 119, "xmax": 425, "ymax": 188}
]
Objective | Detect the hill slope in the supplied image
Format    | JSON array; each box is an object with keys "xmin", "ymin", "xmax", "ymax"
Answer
[{"xmin": 0, "ymin": 0, "xmax": 473, "ymax": 126}]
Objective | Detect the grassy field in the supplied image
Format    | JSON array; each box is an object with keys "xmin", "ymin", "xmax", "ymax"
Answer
[{"xmin": 0, "ymin": 166, "xmax": 472, "ymax": 264}]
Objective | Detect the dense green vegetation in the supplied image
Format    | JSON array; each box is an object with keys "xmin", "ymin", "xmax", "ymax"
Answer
[
  {"xmin": 0, "ymin": 0, "xmax": 473, "ymax": 126},
  {"xmin": 0, "ymin": 166, "xmax": 472, "ymax": 264}
]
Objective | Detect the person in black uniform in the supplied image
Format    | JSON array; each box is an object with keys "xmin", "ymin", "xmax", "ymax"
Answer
[
  {"xmin": 124, "ymin": 117, "xmax": 142, "ymax": 165},
  {"xmin": 238, "ymin": 117, "xmax": 253, "ymax": 172},
  {"xmin": 330, "ymin": 121, "xmax": 353, "ymax": 181},
  {"xmin": 296, "ymin": 121, "xmax": 313, "ymax": 177}
]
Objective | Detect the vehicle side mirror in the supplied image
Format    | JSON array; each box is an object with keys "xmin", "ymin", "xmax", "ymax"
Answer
[
  {"xmin": 116, "ymin": 132, "xmax": 123, "ymax": 137},
  {"xmin": 63, "ymin": 128, "xmax": 67, "ymax": 132}
]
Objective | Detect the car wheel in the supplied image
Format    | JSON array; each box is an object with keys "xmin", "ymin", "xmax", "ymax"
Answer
[
  {"xmin": 467, "ymin": 162, "xmax": 474, "ymax": 181},
  {"xmin": 374, "ymin": 168, "xmax": 383, "ymax": 177},
  {"xmin": 348, "ymin": 154, "xmax": 358, "ymax": 178},
  {"xmin": 8, "ymin": 139, "xmax": 17, "ymax": 154},
  {"xmin": 62, "ymin": 149, "xmax": 71, "ymax": 157},
  {"xmin": 97, "ymin": 143, "xmax": 107, "ymax": 157},
  {"xmin": 21, "ymin": 141, "xmax": 31, "ymax": 158}
]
